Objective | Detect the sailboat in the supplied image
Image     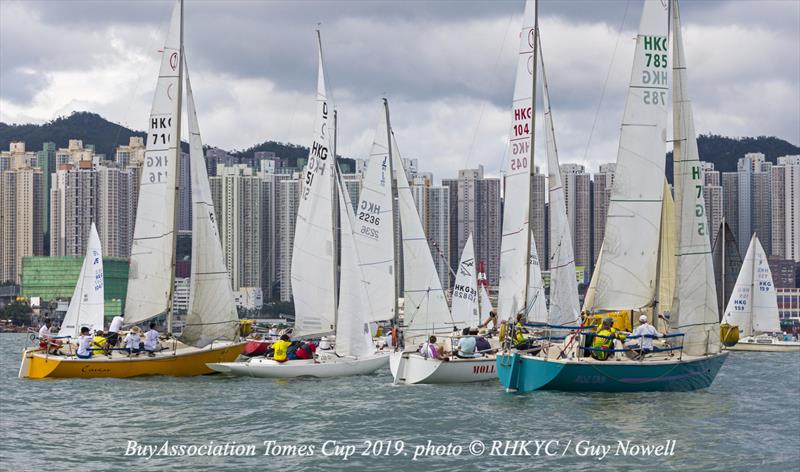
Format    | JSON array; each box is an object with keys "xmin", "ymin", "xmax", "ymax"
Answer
[
  {"xmin": 451, "ymin": 234, "xmax": 480, "ymax": 328},
  {"xmin": 207, "ymin": 32, "xmax": 390, "ymax": 378},
  {"xmin": 19, "ymin": 0, "xmax": 243, "ymax": 379},
  {"xmin": 56, "ymin": 223, "xmax": 105, "ymax": 340},
  {"xmin": 497, "ymin": 0, "xmax": 729, "ymax": 392},
  {"xmin": 722, "ymin": 235, "xmax": 799, "ymax": 352}
]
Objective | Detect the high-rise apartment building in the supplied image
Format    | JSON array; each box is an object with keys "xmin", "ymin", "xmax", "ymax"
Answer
[
  {"xmin": 591, "ymin": 163, "xmax": 615, "ymax": 269},
  {"xmin": 775, "ymin": 155, "xmax": 800, "ymax": 262},
  {"xmin": 96, "ymin": 164, "xmax": 136, "ymax": 257},
  {"xmin": 259, "ymin": 172, "xmax": 291, "ymax": 300},
  {"xmin": 178, "ymin": 151, "xmax": 191, "ymax": 233},
  {"xmin": 278, "ymin": 176, "xmax": 302, "ymax": 302},
  {"xmin": 701, "ymin": 162, "xmax": 723, "ymax": 245},
  {"xmin": 530, "ymin": 167, "xmax": 546, "ymax": 270},
  {"xmin": 35, "ymin": 142, "xmax": 55, "ymax": 249},
  {"xmin": 55, "ymin": 140, "xmax": 96, "ymax": 167},
  {"xmin": 114, "ymin": 137, "xmax": 145, "ymax": 168},
  {"xmin": 560, "ymin": 163, "xmax": 591, "ymax": 269},
  {"xmin": 1, "ymin": 150, "xmax": 44, "ymax": 283},
  {"xmin": 722, "ymin": 172, "xmax": 739, "ymax": 241},
  {"xmin": 410, "ymin": 174, "xmax": 451, "ymax": 288},
  {"xmin": 50, "ymin": 161, "xmax": 96, "ymax": 257},
  {"xmin": 737, "ymin": 153, "xmax": 772, "ymax": 255}
]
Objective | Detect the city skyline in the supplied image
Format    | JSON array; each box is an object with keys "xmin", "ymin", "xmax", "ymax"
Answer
[{"xmin": 1, "ymin": 0, "xmax": 798, "ymax": 184}]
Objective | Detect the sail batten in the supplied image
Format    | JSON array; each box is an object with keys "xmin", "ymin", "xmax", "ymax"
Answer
[{"xmin": 125, "ymin": 0, "xmax": 182, "ymax": 325}]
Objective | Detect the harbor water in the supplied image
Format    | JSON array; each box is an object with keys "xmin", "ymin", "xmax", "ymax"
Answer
[{"xmin": 1, "ymin": 333, "xmax": 798, "ymax": 471}]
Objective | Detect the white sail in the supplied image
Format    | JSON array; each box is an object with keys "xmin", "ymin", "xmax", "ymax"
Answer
[
  {"xmin": 125, "ymin": 0, "xmax": 182, "ymax": 325},
  {"xmin": 539, "ymin": 38, "xmax": 580, "ymax": 327},
  {"xmin": 59, "ymin": 223, "xmax": 104, "ymax": 338},
  {"xmin": 335, "ymin": 175, "xmax": 375, "ymax": 358},
  {"xmin": 393, "ymin": 133, "xmax": 453, "ymax": 336},
  {"xmin": 451, "ymin": 234, "xmax": 479, "ymax": 328},
  {"xmin": 723, "ymin": 236, "xmax": 780, "ymax": 336},
  {"xmin": 670, "ymin": 0, "xmax": 720, "ymax": 355},
  {"xmin": 291, "ymin": 35, "xmax": 337, "ymax": 337},
  {"xmin": 182, "ymin": 61, "xmax": 239, "ymax": 347},
  {"xmin": 353, "ymin": 108, "xmax": 396, "ymax": 323},
  {"xmin": 498, "ymin": 0, "xmax": 536, "ymax": 323},
  {"xmin": 586, "ymin": 0, "xmax": 669, "ymax": 312},
  {"xmin": 480, "ymin": 284, "xmax": 493, "ymax": 322},
  {"xmin": 526, "ymin": 231, "xmax": 548, "ymax": 323}
]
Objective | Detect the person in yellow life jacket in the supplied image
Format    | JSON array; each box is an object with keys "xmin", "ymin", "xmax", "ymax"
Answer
[
  {"xmin": 512, "ymin": 313, "xmax": 536, "ymax": 350},
  {"xmin": 591, "ymin": 317, "xmax": 626, "ymax": 361},
  {"xmin": 91, "ymin": 330, "xmax": 110, "ymax": 357},
  {"xmin": 271, "ymin": 334, "xmax": 292, "ymax": 362}
]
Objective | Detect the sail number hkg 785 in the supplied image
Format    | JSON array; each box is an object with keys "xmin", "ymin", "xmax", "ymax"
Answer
[{"xmin": 641, "ymin": 35, "xmax": 668, "ymax": 106}]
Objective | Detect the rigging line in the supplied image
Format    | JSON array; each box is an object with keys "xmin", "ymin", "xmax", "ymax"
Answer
[
  {"xmin": 465, "ymin": 9, "xmax": 516, "ymax": 170},
  {"xmin": 581, "ymin": 0, "xmax": 631, "ymax": 171}
]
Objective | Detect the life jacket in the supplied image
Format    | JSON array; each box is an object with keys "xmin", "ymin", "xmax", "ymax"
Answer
[
  {"xmin": 591, "ymin": 328, "xmax": 619, "ymax": 360},
  {"xmin": 91, "ymin": 336, "xmax": 107, "ymax": 352},
  {"xmin": 513, "ymin": 322, "xmax": 525, "ymax": 346}
]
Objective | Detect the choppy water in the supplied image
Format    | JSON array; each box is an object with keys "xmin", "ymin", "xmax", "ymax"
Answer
[{"xmin": 1, "ymin": 333, "xmax": 798, "ymax": 471}]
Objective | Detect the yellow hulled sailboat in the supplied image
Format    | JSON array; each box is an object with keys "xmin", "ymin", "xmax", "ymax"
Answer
[{"xmin": 19, "ymin": 0, "xmax": 243, "ymax": 379}]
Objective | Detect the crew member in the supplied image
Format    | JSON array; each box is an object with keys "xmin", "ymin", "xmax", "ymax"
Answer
[
  {"xmin": 38, "ymin": 318, "xmax": 62, "ymax": 355},
  {"xmin": 123, "ymin": 326, "xmax": 142, "ymax": 357},
  {"xmin": 91, "ymin": 330, "xmax": 110, "ymax": 357},
  {"xmin": 630, "ymin": 314, "xmax": 662, "ymax": 358},
  {"xmin": 272, "ymin": 334, "xmax": 292, "ymax": 362},
  {"xmin": 591, "ymin": 317, "xmax": 626, "ymax": 361},
  {"xmin": 107, "ymin": 315, "xmax": 124, "ymax": 347},
  {"xmin": 76, "ymin": 327, "xmax": 93, "ymax": 359},
  {"xmin": 143, "ymin": 323, "xmax": 160, "ymax": 357}
]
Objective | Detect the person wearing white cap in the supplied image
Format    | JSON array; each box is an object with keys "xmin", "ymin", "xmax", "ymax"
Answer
[{"xmin": 630, "ymin": 314, "xmax": 663, "ymax": 357}]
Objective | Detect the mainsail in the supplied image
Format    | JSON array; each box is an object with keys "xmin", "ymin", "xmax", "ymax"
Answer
[
  {"xmin": 392, "ymin": 126, "xmax": 453, "ymax": 336},
  {"xmin": 671, "ymin": 0, "xmax": 720, "ymax": 356},
  {"xmin": 125, "ymin": 0, "xmax": 182, "ymax": 325},
  {"xmin": 182, "ymin": 61, "xmax": 239, "ymax": 347},
  {"xmin": 335, "ymin": 175, "xmax": 375, "ymax": 358},
  {"xmin": 451, "ymin": 234, "xmax": 479, "ymax": 328},
  {"xmin": 712, "ymin": 219, "xmax": 742, "ymax": 320},
  {"xmin": 587, "ymin": 0, "xmax": 669, "ymax": 312},
  {"xmin": 59, "ymin": 223, "xmax": 104, "ymax": 338},
  {"xmin": 722, "ymin": 235, "xmax": 781, "ymax": 336},
  {"xmin": 539, "ymin": 36, "xmax": 580, "ymax": 327},
  {"xmin": 291, "ymin": 33, "xmax": 337, "ymax": 337},
  {"xmin": 498, "ymin": 0, "xmax": 537, "ymax": 323},
  {"xmin": 353, "ymin": 107, "xmax": 396, "ymax": 323},
  {"xmin": 526, "ymin": 232, "xmax": 548, "ymax": 323}
]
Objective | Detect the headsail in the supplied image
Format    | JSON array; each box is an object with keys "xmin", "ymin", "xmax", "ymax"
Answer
[
  {"xmin": 59, "ymin": 223, "xmax": 104, "ymax": 338},
  {"xmin": 539, "ymin": 37, "xmax": 580, "ymax": 327},
  {"xmin": 722, "ymin": 235, "xmax": 780, "ymax": 336},
  {"xmin": 125, "ymin": 0, "xmax": 182, "ymax": 325},
  {"xmin": 353, "ymin": 107, "xmax": 396, "ymax": 323},
  {"xmin": 291, "ymin": 33, "xmax": 337, "ymax": 337},
  {"xmin": 451, "ymin": 234, "xmax": 479, "ymax": 328},
  {"xmin": 335, "ymin": 175, "xmax": 375, "ymax": 358},
  {"xmin": 586, "ymin": 0, "xmax": 669, "ymax": 312},
  {"xmin": 181, "ymin": 60, "xmax": 239, "ymax": 347},
  {"xmin": 712, "ymin": 219, "xmax": 742, "ymax": 321},
  {"xmin": 498, "ymin": 0, "xmax": 537, "ymax": 323},
  {"xmin": 526, "ymin": 232, "xmax": 548, "ymax": 323},
  {"xmin": 655, "ymin": 180, "xmax": 676, "ymax": 323},
  {"xmin": 671, "ymin": 0, "xmax": 720, "ymax": 355}
]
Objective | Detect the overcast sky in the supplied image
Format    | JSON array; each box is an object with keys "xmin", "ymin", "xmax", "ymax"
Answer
[{"xmin": 1, "ymin": 0, "xmax": 798, "ymax": 180}]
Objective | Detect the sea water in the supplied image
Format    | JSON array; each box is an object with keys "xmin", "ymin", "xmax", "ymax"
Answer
[{"xmin": 1, "ymin": 333, "xmax": 798, "ymax": 471}]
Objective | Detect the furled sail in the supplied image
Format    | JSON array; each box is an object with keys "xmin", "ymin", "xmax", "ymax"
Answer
[
  {"xmin": 59, "ymin": 223, "xmax": 104, "ymax": 338},
  {"xmin": 539, "ymin": 37, "xmax": 580, "ymax": 327},
  {"xmin": 335, "ymin": 174, "xmax": 375, "ymax": 358},
  {"xmin": 498, "ymin": 0, "xmax": 537, "ymax": 323},
  {"xmin": 451, "ymin": 234, "xmax": 479, "ymax": 328},
  {"xmin": 181, "ymin": 61, "xmax": 239, "ymax": 347},
  {"xmin": 291, "ymin": 34, "xmax": 337, "ymax": 337},
  {"xmin": 125, "ymin": 0, "xmax": 182, "ymax": 325},
  {"xmin": 670, "ymin": 0, "xmax": 720, "ymax": 356},
  {"xmin": 392, "ymin": 129, "xmax": 453, "ymax": 336},
  {"xmin": 722, "ymin": 235, "xmax": 780, "ymax": 336},
  {"xmin": 586, "ymin": 0, "xmax": 669, "ymax": 312},
  {"xmin": 353, "ymin": 107, "xmax": 396, "ymax": 323}
]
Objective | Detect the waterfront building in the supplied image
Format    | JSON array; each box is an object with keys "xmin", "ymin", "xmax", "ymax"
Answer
[{"xmin": 1, "ymin": 153, "xmax": 44, "ymax": 284}]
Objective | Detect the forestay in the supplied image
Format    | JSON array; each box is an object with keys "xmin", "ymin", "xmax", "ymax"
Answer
[
  {"xmin": 335, "ymin": 175, "xmax": 376, "ymax": 358},
  {"xmin": 670, "ymin": 0, "xmax": 720, "ymax": 356},
  {"xmin": 59, "ymin": 223, "xmax": 104, "ymax": 339},
  {"xmin": 587, "ymin": 0, "xmax": 669, "ymax": 312},
  {"xmin": 539, "ymin": 38, "xmax": 580, "ymax": 327},
  {"xmin": 125, "ymin": 0, "xmax": 182, "ymax": 325},
  {"xmin": 353, "ymin": 109, "xmax": 396, "ymax": 323},
  {"xmin": 498, "ymin": 0, "xmax": 536, "ymax": 323},
  {"xmin": 451, "ymin": 234, "xmax": 479, "ymax": 328},
  {"xmin": 291, "ymin": 36, "xmax": 337, "ymax": 337},
  {"xmin": 182, "ymin": 63, "xmax": 239, "ymax": 347}
]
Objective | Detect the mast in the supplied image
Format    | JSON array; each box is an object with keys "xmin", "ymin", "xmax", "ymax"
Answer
[
  {"xmin": 521, "ymin": 0, "xmax": 539, "ymax": 317},
  {"xmin": 166, "ymin": 0, "xmax": 184, "ymax": 334},
  {"xmin": 384, "ymin": 97, "xmax": 400, "ymax": 327},
  {"xmin": 721, "ymin": 216, "xmax": 725, "ymax": 319}
]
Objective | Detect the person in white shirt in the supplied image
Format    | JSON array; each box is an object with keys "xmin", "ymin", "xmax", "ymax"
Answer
[
  {"xmin": 268, "ymin": 326, "xmax": 279, "ymax": 341},
  {"xmin": 124, "ymin": 326, "xmax": 142, "ymax": 357},
  {"xmin": 143, "ymin": 323, "xmax": 160, "ymax": 357},
  {"xmin": 630, "ymin": 314, "xmax": 663, "ymax": 357},
  {"xmin": 107, "ymin": 315, "xmax": 124, "ymax": 347},
  {"xmin": 76, "ymin": 327, "xmax": 93, "ymax": 359},
  {"xmin": 38, "ymin": 318, "xmax": 63, "ymax": 355}
]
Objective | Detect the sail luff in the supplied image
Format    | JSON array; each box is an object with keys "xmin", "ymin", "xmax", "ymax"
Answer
[
  {"xmin": 59, "ymin": 223, "xmax": 104, "ymax": 338},
  {"xmin": 671, "ymin": 0, "xmax": 720, "ymax": 355},
  {"xmin": 587, "ymin": 0, "xmax": 669, "ymax": 312},
  {"xmin": 125, "ymin": 0, "xmax": 182, "ymax": 326},
  {"xmin": 498, "ymin": 0, "xmax": 537, "ymax": 323},
  {"xmin": 291, "ymin": 36, "xmax": 337, "ymax": 337},
  {"xmin": 181, "ymin": 59, "xmax": 239, "ymax": 347},
  {"xmin": 538, "ymin": 35, "xmax": 580, "ymax": 327}
]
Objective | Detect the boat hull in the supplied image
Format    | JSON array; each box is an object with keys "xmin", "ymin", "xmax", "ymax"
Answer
[
  {"xmin": 724, "ymin": 338, "xmax": 800, "ymax": 352},
  {"xmin": 207, "ymin": 351, "xmax": 390, "ymax": 378},
  {"xmin": 496, "ymin": 351, "xmax": 729, "ymax": 393},
  {"xmin": 242, "ymin": 339, "xmax": 273, "ymax": 357},
  {"xmin": 390, "ymin": 351, "xmax": 497, "ymax": 384},
  {"xmin": 19, "ymin": 342, "xmax": 244, "ymax": 379}
]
